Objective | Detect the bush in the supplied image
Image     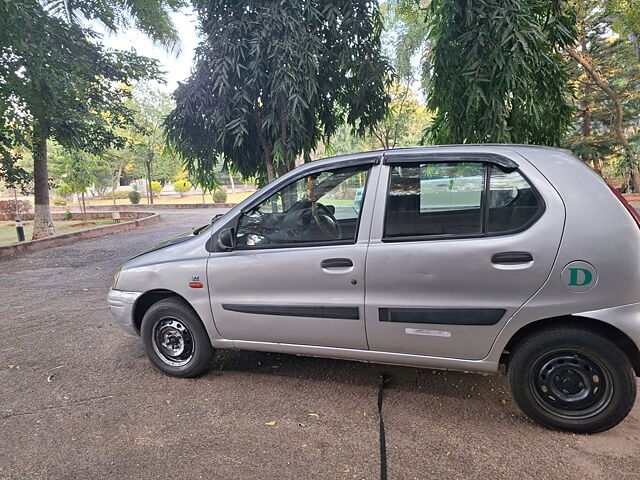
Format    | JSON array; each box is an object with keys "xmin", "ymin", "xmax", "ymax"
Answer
[
  {"xmin": 0, "ymin": 199, "xmax": 31, "ymax": 215},
  {"xmin": 211, "ymin": 190, "xmax": 227, "ymax": 203},
  {"xmin": 150, "ymin": 181, "xmax": 162, "ymax": 196},
  {"xmin": 174, "ymin": 179, "xmax": 191, "ymax": 196},
  {"xmin": 128, "ymin": 190, "xmax": 141, "ymax": 204},
  {"xmin": 62, "ymin": 209, "xmax": 72, "ymax": 220},
  {"xmin": 52, "ymin": 197, "xmax": 67, "ymax": 206},
  {"xmin": 105, "ymin": 190, "xmax": 130, "ymax": 200}
]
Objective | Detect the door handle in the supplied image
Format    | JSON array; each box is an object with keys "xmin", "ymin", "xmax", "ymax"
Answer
[
  {"xmin": 491, "ymin": 252, "xmax": 533, "ymax": 264},
  {"xmin": 321, "ymin": 258, "xmax": 353, "ymax": 268}
]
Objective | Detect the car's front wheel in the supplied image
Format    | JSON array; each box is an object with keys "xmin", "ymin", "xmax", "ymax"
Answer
[
  {"xmin": 141, "ymin": 297, "xmax": 215, "ymax": 377},
  {"xmin": 508, "ymin": 327, "xmax": 637, "ymax": 433}
]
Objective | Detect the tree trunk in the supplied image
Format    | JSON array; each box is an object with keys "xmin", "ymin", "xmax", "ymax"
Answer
[
  {"xmin": 264, "ymin": 150, "xmax": 275, "ymax": 183},
  {"xmin": 31, "ymin": 131, "xmax": 55, "ymax": 239},
  {"xmin": 229, "ymin": 173, "xmax": 236, "ymax": 194},
  {"xmin": 81, "ymin": 191, "xmax": 87, "ymax": 224},
  {"xmin": 145, "ymin": 157, "xmax": 154, "ymax": 205},
  {"xmin": 567, "ymin": 46, "xmax": 639, "ymax": 191}
]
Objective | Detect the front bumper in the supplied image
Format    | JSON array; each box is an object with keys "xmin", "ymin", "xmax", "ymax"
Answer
[{"xmin": 107, "ymin": 289, "xmax": 143, "ymax": 336}]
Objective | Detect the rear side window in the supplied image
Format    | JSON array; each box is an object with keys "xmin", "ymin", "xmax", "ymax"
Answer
[
  {"xmin": 384, "ymin": 161, "xmax": 543, "ymax": 240},
  {"xmin": 487, "ymin": 166, "xmax": 542, "ymax": 234}
]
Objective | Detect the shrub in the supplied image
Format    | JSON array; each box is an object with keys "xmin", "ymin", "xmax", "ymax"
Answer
[
  {"xmin": 56, "ymin": 184, "xmax": 73, "ymax": 197},
  {"xmin": 128, "ymin": 190, "xmax": 141, "ymax": 204},
  {"xmin": 105, "ymin": 190, "xmax": 130, "ymax": 200},
  {"xmin": 211, "ymin": 189, "xmax": 227, "ymax": 203},
  {"xmin": 0, "ymin": 199, "xmax": 31, "ymax": 215},
  {"xmin": 62, "ymin": 209, "xmax": 72, "ymax": 220},
  {"xmin": 174, "ymin": 179, "xmax": 191, "ymax": 196},
  {"xmin": 52, "ymin": 197, "xmax": 67, "ymax": 206},
  {"xmin": 150, "ymin": 181, "xmax": 162, "ymax": 196}
]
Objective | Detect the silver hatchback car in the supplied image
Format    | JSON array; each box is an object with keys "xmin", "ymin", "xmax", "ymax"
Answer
[{"xmin": 108, "ymin": 145, "xmax": 640, "ymax": 433}]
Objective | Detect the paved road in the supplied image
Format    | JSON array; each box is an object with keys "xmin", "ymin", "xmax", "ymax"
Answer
[{"xmin": 1, "ymin": 209, "xmax": 639, "ymax": 480}]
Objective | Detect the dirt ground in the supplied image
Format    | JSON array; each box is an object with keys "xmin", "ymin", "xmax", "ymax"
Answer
[{"xmin": 1, "ymin": 208, "xmax": 639, "ymax": 480}]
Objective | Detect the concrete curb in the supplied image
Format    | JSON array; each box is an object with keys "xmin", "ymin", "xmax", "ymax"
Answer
[
  {"xmin": 0, "ymin": 212, "xmax": 162, "ymax": 258},
  {"xmin": 51, "ymin": 203, "xmax": 238, "ymax": 211}
]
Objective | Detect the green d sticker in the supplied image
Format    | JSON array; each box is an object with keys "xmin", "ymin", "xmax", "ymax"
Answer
[
  {"xmin": 568, "ymin": 268, "xmax": 593, "ymax": 287},
  {"xmin": 562, "ymin": 261, "xmax": 597, "ymax": 292}
]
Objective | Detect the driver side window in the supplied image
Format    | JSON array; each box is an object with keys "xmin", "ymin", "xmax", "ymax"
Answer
[{"xmin": 236, "ymin": 165, "xmax": 370, "ymax": 248}]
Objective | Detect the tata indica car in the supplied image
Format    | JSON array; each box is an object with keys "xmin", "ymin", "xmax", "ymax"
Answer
[{"xmin": 108, "ymin": 145, "xmax": 640, "ymax": 433}]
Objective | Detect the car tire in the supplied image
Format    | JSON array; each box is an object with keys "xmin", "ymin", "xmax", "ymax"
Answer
[
  {"xmin": 508, "ymin": 327, "xmax": 636, "ymax": 433},
  {"xmin": 141, "ymin": 297, "xmax": 215, "ymax": 378}
]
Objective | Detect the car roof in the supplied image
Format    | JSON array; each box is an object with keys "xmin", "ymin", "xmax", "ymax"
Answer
[{"xmin": 306, "ymin": 144, "xmax": 572, "ymax": 170}]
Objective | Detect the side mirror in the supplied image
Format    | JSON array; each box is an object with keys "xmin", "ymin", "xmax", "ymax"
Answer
[{"xmin": 216, "ymin": 228, "xmax": 236, "ymax": 251}]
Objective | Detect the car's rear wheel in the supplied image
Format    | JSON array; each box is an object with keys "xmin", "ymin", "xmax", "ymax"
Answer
[
  {"xmin": 508, "ymin": 327, "xmax": 636, "ymax": 433},
  {"xmin": 141, "ymin": 297, "xmax": 215, "ymax": 377}
]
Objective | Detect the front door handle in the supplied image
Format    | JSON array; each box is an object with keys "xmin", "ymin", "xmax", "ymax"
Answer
[
  {"xmin": 491, "ymin": 252, "xmax": 533, "ymax": 264},
  {"xmin": 321, "ymin": 258, "xmax": 353, "ymax": 268}
]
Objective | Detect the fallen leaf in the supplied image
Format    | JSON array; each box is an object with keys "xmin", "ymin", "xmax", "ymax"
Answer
[
  {"xmin": 446, "ymin": 451, "xmax": 453, "ymax": 456},
  {"xmin": 500, "ymin": 399, "xmax": 508, "ymax": 405},
  {"xmin": 264, "ymin": 421, "xmax": 277, "ymax": 426},
  {"xmin": 165, "ymin": 399, "xmax": 172, "ymax": 405},
  {"xmin": 307, "ymin": 413, "xmax": 319, "ymax": 418},
  {"xmin": 7, "ymin": 365, "xmax": 14, "ymax": 369},
  {"xmin": 342, "ymin": 469, "xmax": 351, "ymax": 473},
  {"xmin": 47, "ymin": 374, "xmax": 55, "ymax": 383}
]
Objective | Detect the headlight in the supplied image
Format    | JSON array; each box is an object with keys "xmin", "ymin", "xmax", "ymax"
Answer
[{"xmin": 112, "ymin": 265, "xmax": 123, "ymax": 289}]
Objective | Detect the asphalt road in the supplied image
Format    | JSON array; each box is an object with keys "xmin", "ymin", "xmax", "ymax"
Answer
[{"xmin": 1, "ymin": 209, "xmax": 639, "ymax": 480}]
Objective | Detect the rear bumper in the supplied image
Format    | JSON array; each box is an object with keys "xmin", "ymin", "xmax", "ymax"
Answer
[{"xmin": 107, "ymin": 289, "xmax": 142, "ymax": 336}]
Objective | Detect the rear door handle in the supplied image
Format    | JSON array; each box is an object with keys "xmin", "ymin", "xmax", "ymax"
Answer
[
  {"xmin": 321, "ymin": 258, "xmax": 353, "ymax": 268},
  {"xmin": 491, "ymin": 252, "xmax": 533, "ymax": 264}
]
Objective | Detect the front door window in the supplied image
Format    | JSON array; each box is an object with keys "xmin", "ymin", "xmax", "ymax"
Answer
[{"xmin": 236, "ymin": 165, "xmax": 370, "ymax": 248}]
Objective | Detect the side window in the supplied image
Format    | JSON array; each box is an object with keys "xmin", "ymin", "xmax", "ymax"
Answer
[
  {"xmin": 487, "ymin": 166, "xmax": 542, "ymax": 234},
  {"xmin": 385, "ymin": 162, "xmax": 485, "ymax": 238},
  {"xmin": 383, "ymin": 161, "xmax": 543, "ymax": 240},
  {"xmin": 236, "ymin": 165, "xmax": 370, "ymax": 248}
]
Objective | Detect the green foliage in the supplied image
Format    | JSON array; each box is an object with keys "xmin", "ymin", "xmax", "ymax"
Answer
[
  {"xmin": 211, "ymin": 190, "xmax": 227, "ymax": 204},
  {"xmin": 62, "ymin": 208, "xmax": 72, "ymax": 220},
  {"xmin": 59, "ymin": 152, "xmax": 97, "ymax": 195},
  {"xmin": 425, "ymin": 0, "xmax": 577, "ymax": 145},
  {"xmin": 55, "ymin": 184, "xmax": 74, "ymax": 197},
  {"xmin": 42, "ymin": 0, "xmax": 185, "ymax": 50},
  {"xmin": 150, "ymin": 181, "xmax": 162, "ymax": 195},
  {"xmin": 173, "ymin": 179, "xmax": 191, "ymax": 194},
  {"xmin": 52, "ymin": 197, "xmax": 67, "ymax": 206},
  {"xmin": 166, "ymin": 0, "xmax": 392, "ymax": 187},
  {"xmin": 128, "ymin": 190, "xmax": 141, "ymax": 204},
  {"xmin": 105, "ymin": 190, "xmax": 130, "ymax": 200}
]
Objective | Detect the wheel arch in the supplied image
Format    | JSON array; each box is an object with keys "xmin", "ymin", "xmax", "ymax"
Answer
[
  {"xmin": 502, "ymin": 315, "xmax": 640, "ymax": 377},
  {"xmin": 133, "ymin": 289, "xmax": 194, "ymax": 333}
]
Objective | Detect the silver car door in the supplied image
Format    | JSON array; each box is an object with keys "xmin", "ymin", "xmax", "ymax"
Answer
[
  {"xmin": 364, "ymin": 149, "xmax": 565, "ymax": 360},
  {"xmin": 207, "ymin": 158, "xmax": 381, "ymax": 349}
]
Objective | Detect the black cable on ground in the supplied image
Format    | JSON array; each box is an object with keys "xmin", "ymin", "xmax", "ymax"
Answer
[{"xmin": 377, "ymin": 373, "xmax": 392, "ymax": 480}]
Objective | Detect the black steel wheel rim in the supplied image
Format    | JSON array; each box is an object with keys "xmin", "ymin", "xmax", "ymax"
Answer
[
  {"xmin": 529, "ymin": 349, "xmax": 613, "ymax": 420},
  {"xmin": 152, "ymin": 317, "xmax": 194, "ymax": 367}
]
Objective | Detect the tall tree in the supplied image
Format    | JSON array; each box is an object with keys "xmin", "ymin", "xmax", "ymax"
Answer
[
  {"xmin": 1, "ymin": 0, "xmax": 179, "ymax": 238},
  {"xmin": 166, "ymin": 0, "xmax": 392, "ymax": 188},
  {"xmin": 565, "ymin": 0, "xmax": 640, "ymax": 190},
  {"xmin": 424, "ymin": 0, "xmax": 577, "ymax": 145}
]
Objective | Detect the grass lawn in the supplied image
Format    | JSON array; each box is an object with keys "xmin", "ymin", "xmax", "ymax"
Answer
[
  {"xmin": 82, "ymin": 191, "xmax": 254, "ymax": 207},
  {"xmin": 0, "ymin": 219, "xmax": 114, "ymax": 247}
]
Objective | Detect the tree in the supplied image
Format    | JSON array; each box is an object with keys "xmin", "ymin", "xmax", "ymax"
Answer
[
  {"xmin": 423, "ymin": 0, "xmax": 577, "ymax": 145},
  {"xmin": 124, "ymin": 85, "xmax": 177, "ymax": 204},
  {"xmin": 1, "ymin": 0, "xmax": 163, "ymax": 238},
  {"xmin": 565, "ymin": 0, "xmax": 640, "ymax": 190},
  {"xmin": 58, "ymin": 151, "xmax": 98, "ymax": 221},
  {"xmin": 166, "ymin": 0, "xmax": 392, "ymax": 188}
]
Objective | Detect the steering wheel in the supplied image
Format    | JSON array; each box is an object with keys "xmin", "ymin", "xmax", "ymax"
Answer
[{"xmin": 312, "ymin": 203, "xmax": 342, "ymax": 240}]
